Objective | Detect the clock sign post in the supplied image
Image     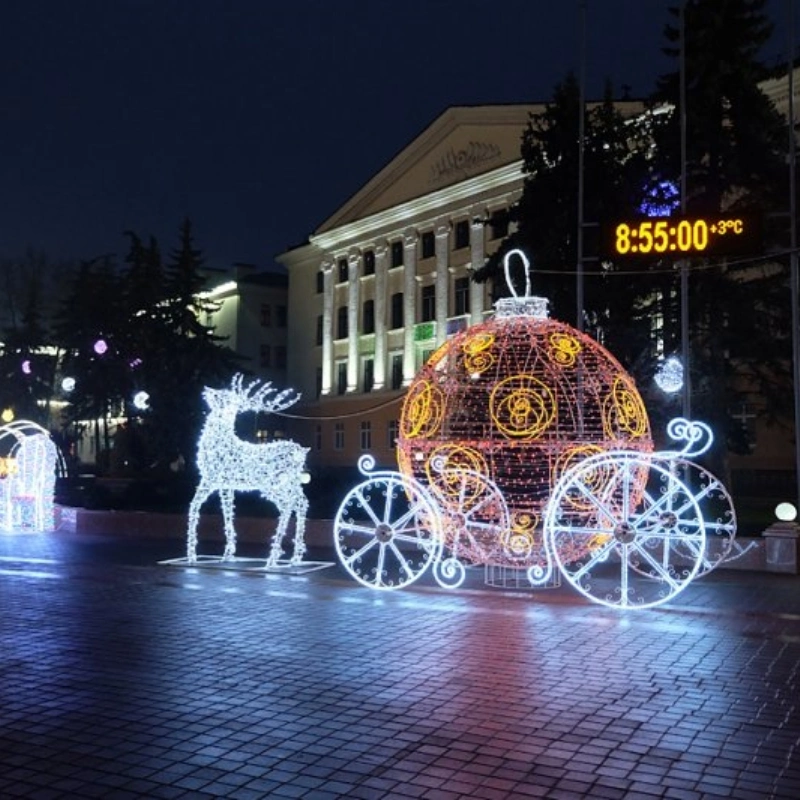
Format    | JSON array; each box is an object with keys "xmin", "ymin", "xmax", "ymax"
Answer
[{"xmin": 604, "ymin": 214, "xmax": 762, "ymax": 258}]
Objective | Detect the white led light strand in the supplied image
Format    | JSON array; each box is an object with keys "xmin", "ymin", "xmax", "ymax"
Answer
[
  {"xmin": 186, "ymin": 375, "xmax": 310, "ymax": 566},
  {"xmin": 0, "ymin": 423, "xmax": 58, "ymax": 533}
]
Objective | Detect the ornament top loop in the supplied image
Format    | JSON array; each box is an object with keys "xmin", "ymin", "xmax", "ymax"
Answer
[
  {"xmin": 495, "ymin": 249, "xmax": 549, "ymax": 319},
  {"xmin": 504, "ymin": 248, "xmax": 532, "ymax": 299}
]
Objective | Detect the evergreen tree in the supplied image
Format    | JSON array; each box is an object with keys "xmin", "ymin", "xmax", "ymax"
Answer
[
  {"xmin": 473, "ymin": 74, "xmax": 650, "ymax": 346},
  {"xmin": 649, "ymin": 0, "xmax": 790, "ymax": 454}
]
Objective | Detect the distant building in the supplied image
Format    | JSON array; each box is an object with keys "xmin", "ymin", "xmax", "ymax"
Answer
[{"xmin": 202, "ymin": 263, "xmax": 289, "ymax": 387}]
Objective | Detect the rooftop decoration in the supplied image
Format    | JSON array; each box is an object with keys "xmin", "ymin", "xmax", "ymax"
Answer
[{"xmin": 186, "ymin": 375, "xmax": 310, "ymax": 567}]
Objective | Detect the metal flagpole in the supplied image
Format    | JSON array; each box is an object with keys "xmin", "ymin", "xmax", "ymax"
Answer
[
  {"xmin": 680, "ymin": 0, "xmax": 691, "ymax": 420},
  {"xmin": 787, "ymin": 0, "xmax": 800, "ymax": 508}
]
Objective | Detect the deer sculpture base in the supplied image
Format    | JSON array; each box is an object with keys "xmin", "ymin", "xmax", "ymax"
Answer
[{"xmin": 185, "ymin": 375, "xmax": 311, "ymax": 568}]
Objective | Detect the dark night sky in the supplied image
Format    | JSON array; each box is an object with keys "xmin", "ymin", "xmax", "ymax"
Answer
[{"xmin": 1, "ymin": 0, "xmax": 794, "ymax": 269}]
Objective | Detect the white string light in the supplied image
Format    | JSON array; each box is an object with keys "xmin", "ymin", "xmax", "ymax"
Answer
[{"xmin": 186, "ymin": 375, "xmax": 310, "ymax": 566}]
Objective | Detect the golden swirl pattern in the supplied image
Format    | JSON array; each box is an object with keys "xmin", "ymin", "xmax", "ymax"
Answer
[
  {"xmin": 463, "ymin": 349, "xmax": 495, "ymax": 376},
  {"xmin": 400, "ymin": 380, "xmax": 445, "ymax": 439},
  {"xmin": 503, "ymin": 512, "xmax": 537, "ymax": 557},
  {"xmin": 602, "ymin": 375, "xmax": 649, "ymax": 438},
  {"xmin": 425, "ymin": 444, "xmax": 488, "ymax": 506},
  {"xmin": 549, "ymin": 332, "xmax": 582, "ymax": 367},
  {"xmin": 462, "ymin": 332, "xmax": 495, "ymax": 355},
  {"xmin": 489, "ymin": 375, "xmax": 556, "ymax": 440}
]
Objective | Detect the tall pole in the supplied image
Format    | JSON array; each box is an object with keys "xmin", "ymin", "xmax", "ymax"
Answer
[
  {"xmin": 788, "ymin": 0, "xmax": 800, "ymax": 507},
  {"xmin": 576, "ymin": 0, "xmax": 587, "ymax": 332},
  {"xmin": 680, "ymin": 0, "xmax": 691, "ymax": 420}
]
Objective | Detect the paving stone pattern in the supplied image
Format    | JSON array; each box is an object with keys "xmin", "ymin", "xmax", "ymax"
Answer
[{"xmin": 1, "ymin": 531, "xmax": 800, "ymax": 799}]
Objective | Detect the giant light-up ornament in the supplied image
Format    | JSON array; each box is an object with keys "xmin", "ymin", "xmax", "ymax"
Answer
[
  {"xmin": 186, "ymin": 375, "xmax": 310, "ymax": 567},
  {"xmin": 395, "ymin": 250, "xmax": 653, "ymax": 571}
]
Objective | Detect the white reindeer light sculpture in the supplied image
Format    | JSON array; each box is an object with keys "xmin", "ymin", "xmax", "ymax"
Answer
[{"xmin": 186, "ymin": 375, "xmax": 310, "ymax": 567}]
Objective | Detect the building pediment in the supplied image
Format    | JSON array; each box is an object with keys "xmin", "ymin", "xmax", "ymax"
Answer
[{"xmin": 316, "ymin": 104, "xmax": 542, "ymax": 234}]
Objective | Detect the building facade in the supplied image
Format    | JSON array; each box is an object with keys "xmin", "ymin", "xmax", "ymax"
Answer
[{"xmin": 278, "ymin": 78, "xmax": 800, "ymax": 489}]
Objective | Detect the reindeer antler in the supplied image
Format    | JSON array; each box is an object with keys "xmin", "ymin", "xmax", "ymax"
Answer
[{"xmin": 228, "ymin": 374, "xmax": 300, "ymax": 414}]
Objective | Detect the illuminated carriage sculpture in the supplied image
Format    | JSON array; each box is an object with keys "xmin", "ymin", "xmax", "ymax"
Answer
[{"xmin": 334, "ymin": 251, "xmax": 737, "ymax": 609}]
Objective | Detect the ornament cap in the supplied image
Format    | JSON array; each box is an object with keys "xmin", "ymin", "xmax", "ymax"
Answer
[{"xmin": 495, "ymin": 249, "xmax": 549, "ymax": 319}]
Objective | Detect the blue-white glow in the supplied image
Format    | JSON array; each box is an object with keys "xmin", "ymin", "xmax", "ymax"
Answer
[
  {"xmin": 639, "ymin": 179, "xmax": 680, "ymax": 217},
  {"xmin": 654, "ymin": 356, "xmax": 683, "ymax": 394}
]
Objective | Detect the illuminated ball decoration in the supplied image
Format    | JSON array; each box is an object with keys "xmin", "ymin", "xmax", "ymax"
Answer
[
  {"xmin": 397, "ymin": 250, "xmax": 653, "ymax": 569},
  {"xmin": 654, "ymin": 356, "xmax": 683, "ymax": 394},
  {"xmin": 132, "ymin": 391, "xmax": 150, "ymax": 411},
  {"xmin": 93, "ymin": 338, "xmax": 108, "ymax": 355}
]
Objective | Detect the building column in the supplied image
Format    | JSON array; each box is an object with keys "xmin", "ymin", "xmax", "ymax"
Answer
[
  {"xmin": 347, "ymin": 249, "xmax": 360, "ymax": 393},
  {"xmin": 434, "ymin": 220, "xmax": 450, "ymax": 348},
  {"xmin": 402, "ymin": 229, "xmax": 418, "ymax": 385},
  {"xmin": 373, "ymin": 241, "xmax": 388, "ymax": 390},
  {"xmin": 321, "ymin": 258, "xmax": 334, "ymax": 395},
  {"xmin": 470, "ymin": 214, "xmax": 486, "ymax": 325}
]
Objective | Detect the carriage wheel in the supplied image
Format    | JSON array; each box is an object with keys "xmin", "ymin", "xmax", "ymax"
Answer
[
  {"xmin": 429, "ymin": 467, "xmax": 511, "ymax": 567},
  {"xmin": 544, "ymin": 452, "xmax": 706, "ymax": 609},
  {"xmin": 334, "ymin": 472, "xmax": 442, "ymax": 590},
  {"xmin": 625, "ymin": 458, "xmax": 736, "ymax": 578}
]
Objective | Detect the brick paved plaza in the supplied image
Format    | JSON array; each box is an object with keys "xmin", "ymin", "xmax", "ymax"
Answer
[{"xmin": 1, "ymin": 529, "xmax": 800, "ymax": 799}]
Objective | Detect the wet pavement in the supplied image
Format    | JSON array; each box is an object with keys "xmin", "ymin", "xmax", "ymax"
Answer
[{"xmin": 1, "ymin": 529, "xmax": 800, "ymax": 799}]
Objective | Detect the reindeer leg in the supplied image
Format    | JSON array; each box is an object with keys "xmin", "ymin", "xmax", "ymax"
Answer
[
  {"xmin": 220, "ymin": 489, "xmax": 236, "ymax": 560},
  {"xmin": 290, "ymin": 494, "xmax": 309, "ymax": 565},
  {"xmin": 187, "ymin": 485, "xmax": 211, "ymax": 563},
  {"xmin": 267, "ymin": 508, "xmax": 288, "ymax": 567}
]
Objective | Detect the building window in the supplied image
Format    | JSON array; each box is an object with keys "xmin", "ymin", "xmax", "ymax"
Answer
[
  {"xmin": 260, "ymin": 303, "xmax": 271, "ymax": 327},
  {"xmin": 490, "ymin": 209, "xmax": 509, "ymax": 240},
  {"xmin": 454, "ymin": 220, "xmax": 470, "ymax": 249},
  {"xmin": 391, "ymin": 353, "xmax": 403, "ymax": 390},
  {"xmin": 337, "ymin": 258, "xmax": 348, "ymax": 283},
  {"xmin": 277, "ymin": 305, "xmax": 287, "ymax": 327},
  {"xmin": 391, "ymin": 240, "xmax": 404, "ymax": 268},
  {"xmin": 316, "ymin": 367, "xmax": 322, "ymax": 397},
  {"xmin": 421, "ymin": 284, "xmax": 435, "ymax": 322},
  {"xmin": 363, "ymin": 250, "xmax": 375, "ymax": 276},
  {"xmin": 260, "ymin": 344, "xmax": 271, "ymax": 367},
  {"xmin": 363, "ymin": 357, "xmax": 374, "ymax": 393},
  {"xmin": 455, "ymin": 277, "xmax": 470, "ymax": 316},
  {"xmin": 360, "ymin": 421, "xmax": 372, "ymax": 450},
  {"xmin": 337, "ymin": 306, "xmax": 348, "ymax": 339},
  {"xmin": 314, "ymin": 424, "xmax": 322, "ymax": 451},
  {"xmin": 421, "ymin": 231, "xmax": 435, "ymax": 259},
  {"xmin": 391, "ymin": 292, "xmax": 403, "ymax": 329},
  {"xmin": 363, "ymin": 299, "xmax": 375, "ymax": 334},
  {"xmin": 316, "ymin": 315, "xmax": 323, "ymax": 346},
  {"xmin": 337, "ymin": 361, "xmax": 347, "ymax": 395},
  {"xmin": 275, "ymin": 346, "xmax": 287, "ymax": 369},
  {"xmin": 334, "ymin": 422, "xmax": 345, "ymax": 450},
  {"xmin": 316, "ymin": 271, "xmax": 324, "ymax": 293},
  {"xmin": 387, "ymin": 419, "xmax": 399, "ymax": 449}
]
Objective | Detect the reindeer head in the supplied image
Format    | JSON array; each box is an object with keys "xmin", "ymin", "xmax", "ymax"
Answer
[{"xmin": 203, "ymin": 374, "xmax": 301, "ymax": 416}]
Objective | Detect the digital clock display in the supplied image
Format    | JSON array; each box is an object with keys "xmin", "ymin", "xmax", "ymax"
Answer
[{"xmin": 604, "ymin": 215, "xmax": 761, "ymax": 257}]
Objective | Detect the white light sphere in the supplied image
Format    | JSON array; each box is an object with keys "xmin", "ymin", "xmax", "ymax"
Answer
[
  {"xmin": 133, "ymin": 391, "xmax": 150, "ymax": 411},
  {"xmin": 654, "ymin": 356, "xmax": 683, "ymax": 394},
  {"xmin": 61, "ymin": 377, "xmax": 76, "ymax": 392},
  {"xmin": 775, "ymin": 502, "xmax": 797, "ymax": 522}
]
